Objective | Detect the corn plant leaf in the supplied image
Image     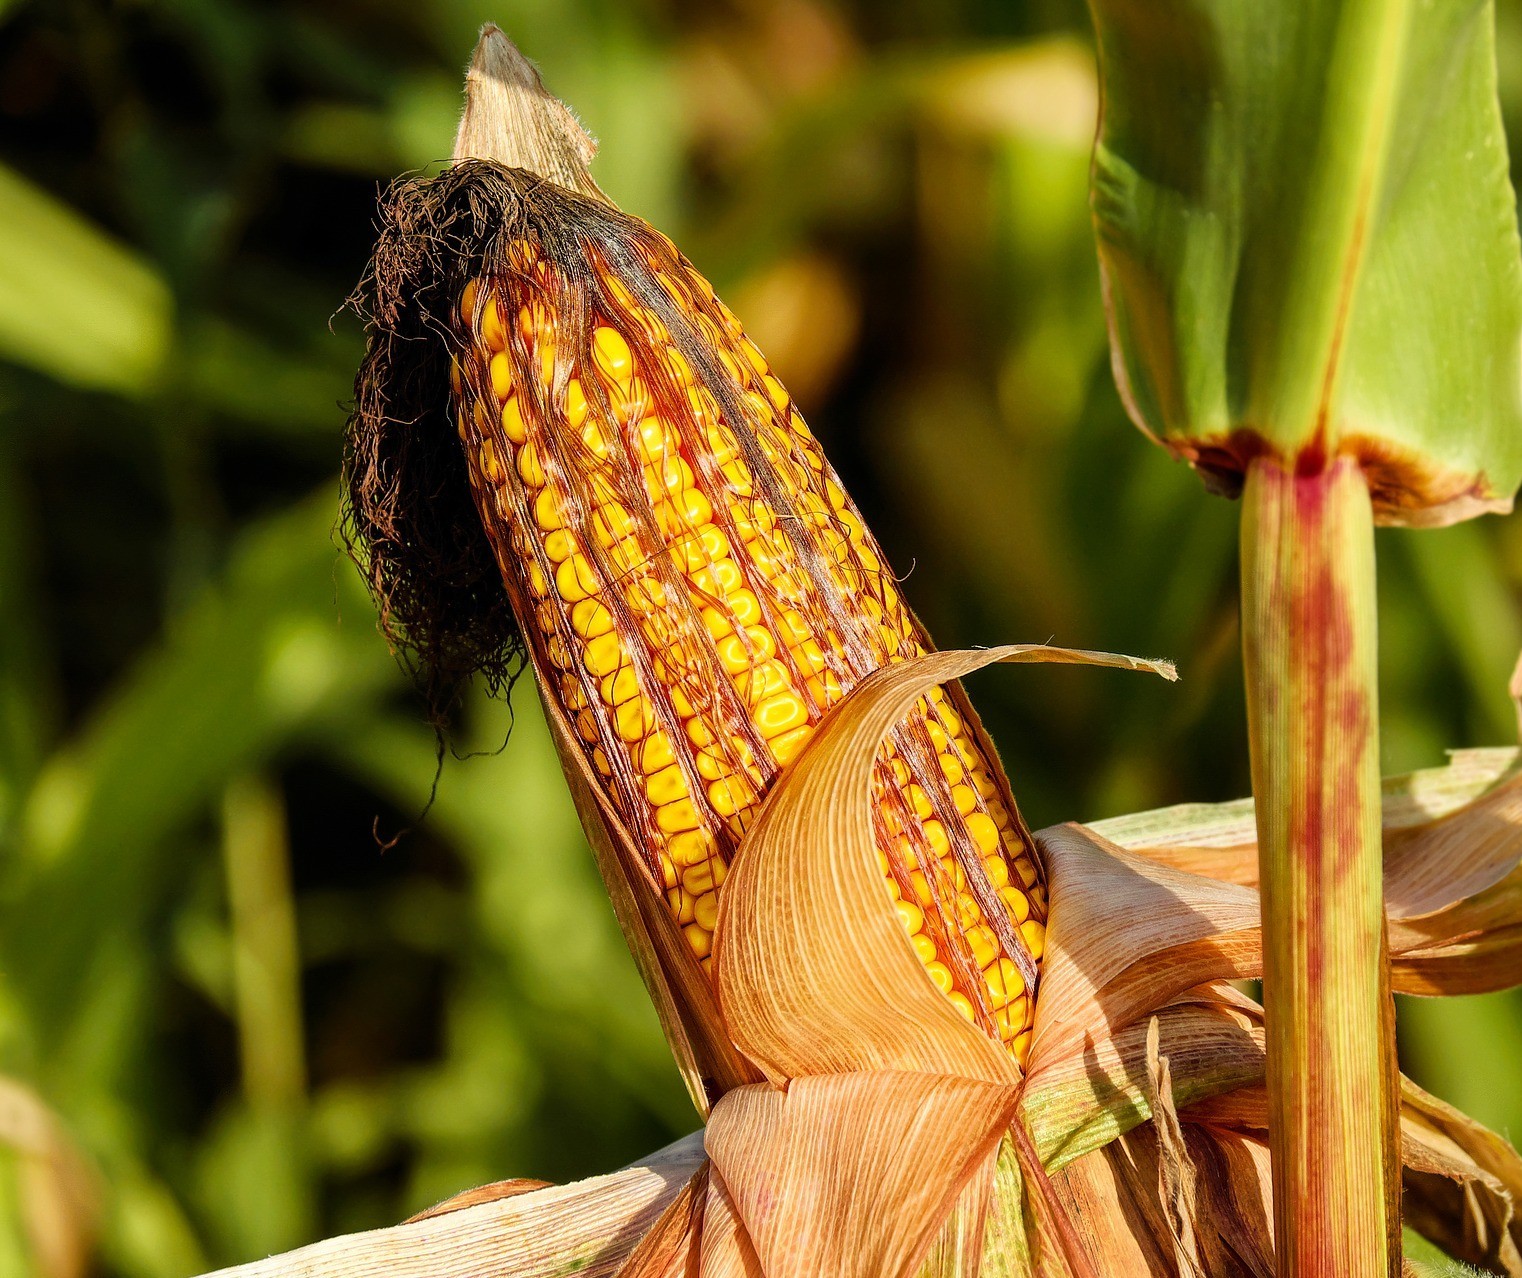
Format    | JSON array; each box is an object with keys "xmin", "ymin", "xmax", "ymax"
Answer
[
  {"xmin": 715, "ymin": 644, "xmax": 1175, "ymax": 1088},
  {"xmin": 1089, "ymin": 0, "xmax": 1522, "ymax": 524},
  {"xmin": 190, "ymin": 1131, "xmax": 707, "ymax": 1278},
  {"xmin": 0, "ymin": 162, "xmax": 171, "ymax": 396},
  {"xmin": 704, "ymin": 1071, "xmax": 1018, "ymax": 1278}
]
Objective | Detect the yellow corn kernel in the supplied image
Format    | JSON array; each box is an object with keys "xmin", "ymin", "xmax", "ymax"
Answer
[
  {"xmin": 668, "ymin": 828, "xmax": 717, "ymax": 868},
  {"xmin": 683, "ymin": 922, "xmax": 712, "ymax": 959},
  {"xmin": 489, "ymin": 351, "xmax": 514, "ymax": 400},
  {"xmin": 924, "ymin": 962, "xmax": 954, "ymax": 994},
  {"xmin": 614, "ymin": 696, "xmax": 656, "ymax": 742},
  {"xmin": 481, "ymin": 296, "xmax": 506, "ymax": 350},
  {"xmin": 966, "ymin": 923, "xmax": 999, "ymax": 970},
  {"xmin": 912, "ymin": 933, "xmax": 937, "ymax": 964},
  {"xmin": 984, "ymin": 958, "xmax": 1026, "ymax": 1010},
  {"xmin": 768, "ymin": 724, "xmax": 813, "ymax": 766},
  {"xmin": 895, "ymin": 899, "xmax": 925, "ymax": 935},
  {"xmin": 947, "ymin": 992, "xmax": 976, "ymax": 1022},
  {"xmin": 965, "ymin": 812, "xmax": 1000, "ymax": 855},
  {"xmin": 555, "ymin": 555, "xmax": 600, "ymax": 603},
  {"xmin": 655, "ymin": 797, "xmax": 702, "ymax": 835},
  {"xmin": 754, "ymin": 691, "xmax": 807, "ymax": 739},
  {"xmin": 500, "ymin": 395, "xmax": 528, "ymax": 444},
  {"xmin": 692, "ymin": 890, "xmax": 720, "ymax": 932},
  {"xmin": 682, "ymin": 859, "xmax": 727, "ymax": 896},
  {"xmin": 644, "ymin": 765, "xmax": 688, "ymax": 807},
  {"xmin": 998, "ymin": 885, "xmax": 1032, "ymax": 923},
  {"xmin": 593, "ymin": 325, "xmax": 634, "ymax": 380},
  {"xmin": 1019, "ymin": 919, "xmax": 1046, "ymax": 962}
]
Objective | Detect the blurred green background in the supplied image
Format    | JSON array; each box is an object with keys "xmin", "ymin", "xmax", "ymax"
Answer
[{"xmin": 0, "ymin": 0, "xmax": 1520, "ymax": 1273}]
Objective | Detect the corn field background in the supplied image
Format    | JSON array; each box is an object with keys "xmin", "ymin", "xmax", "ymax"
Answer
[{"xmin": 0, "ymin": 0, "xmax": 1519, "ymax": 1273}]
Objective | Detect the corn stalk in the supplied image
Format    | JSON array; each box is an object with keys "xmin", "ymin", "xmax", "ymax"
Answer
[{"xmin": 1087, "ymin": 0, "xmax": 1522, "ymax": 1269}]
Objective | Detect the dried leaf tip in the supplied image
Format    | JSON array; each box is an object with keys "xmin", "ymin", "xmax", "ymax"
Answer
[{"xmin": 452, "ymin": 24, "xmax": 606, "ymax": 203}]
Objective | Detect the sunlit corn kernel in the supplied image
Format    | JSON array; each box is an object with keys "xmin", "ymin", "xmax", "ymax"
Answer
[
  {"xmin": 624, "ymin": 574, "xmax": 667, "ymax": 613},
  {"xmin": 668, "ymin": 828, "xmax": 717, "ymax": 868},
  {"xmin": 969, "ymin": 767, "xmax": 998, "ymax": 801},
  {"xmin": 1013, "ymin": 1030, "xmax": 1032, "ymax": 1067},
  {"xmin": 637, "ymin": 732, "xmax": 676, "ymax": 774},
  {"xmin": 768, "ymin": 724, "xmax": 813, "ymax": 766},
  {"xmin": 660, "ymin": 346, "xmax": 695, "ymax": 386},
  {"xmin": 591, "ymin": 746, "xmax": 613, "ymax": 777},
  {"xmin": 543, "ymin": 529, "xmax": 576, "ymax": 563},
  {"xmin": 489, "ymin": 351, "xmax": 514, "ymax": 400},
  {"xmin": 683, "ymin": 922, "xmax": 712, "ymax": 959},
  {"xmin": 481, "ymin": 296, "xmax": 506, "ymax": 351},
  {"xmin": 954, "ymin": 892, "xmax": 983, "ymax": 930},
  {"xmin": 667, "ymin": 886, "xmax": 694, "ymax": 924},
  {"xmin": 804, "ymin": 671, "xmax": 844, "ymax": 704},
  {"xmin": 459, "ymin": 279, "xmax": 479, "ymax": 327},
  {"xmin": 600, "ymin": 665, "xmax": 642, "ymax": 708},
  {"xmin": 565, "ymin": 379, "xmax": 590, "ymax": 428},
  {"xmin": 530, "ymin": 488, "xmax": 561, "ymax": 533},
  {"xmin": 908, "ymin": 870, "xmax": 933, "ymax": 908},
  {"xmin": 475, "ymin": 438, "xmax": 502, "ymax": 485},
  {"xmin": 727, "ymin": 590, "xmax": 763, "ymax": 627},
  {"xmin": 982, "ymin": 855, "xmax": 1011, "ymax": 889},
  {"xmin": 658, "ymin": 854, "xmax": 679, "ymax": 891},
  {"xmin": 966, "ymin": 923, "xmax": 999, "ymax": 969},
  {"xmin": 965, "ymin": 812, "xmax": 1000, "ymax": 855},
  {"xmin": 734, "ymin": 659, "xmax": 790, "ymax": 705},
  {"xmin": 912, "ymin": 933, "xmax": 937, "ymax": 964},
  {"xmin": 526, "ymin": 562, "xmax": 549, "ymax": 597},
  {"xmin": 614, "ymin": 697, "xmax": 656, "ymax": 742},
  {"xmin": 895, "ymin": 899, "xmax": 925, "ymax": 935},
  {"xmin": 951, "ymin": 785, "xmax": 978, "ymax": 816},
  {"xmin": 708, "ymin": 776, "xmax": 754, "ymax": 817},
  {"xmin": 923, "ymin": 961, "xmax": 955, "ymax": 995},
  {"xmin": 1019, "ymin": 919, "xmax": 1046, "ymax": 961},
  {"xmin": 998, "ymin": 885, "xmax": 1032, "ymax": 924},
  {"xmin": 659, "ymin": 487, "xmax": 713, "ymax": 532},
  {"xmin": 646, "ymin": 455, "xmax": 696, "ymax": 497},
  {"xmin": 681, "ymin": 859, "xmax": 727, "ymax": 896},
  {"xmin": 755, "ymin": 691, "xmax": 807, "ymax": 738},
  {"xmin": 634, "ymin": 417, "xmax": 675, "ymax": 462},
  {"xmin": 644, "ymin": 764, "xmax": 688, "ymax": 807},
  {"xmin": 517, "ymin": 442, "xmax": 545, "ymax": 487},
  {"xmin": 580, "ymin": 635, "xmax": 620, "ymax": 682},
  {"xmin": 555, "ymin": 555, "xmax": 600, "ymax": 603},
  {"xmin": 715, "ymin": 625, "xmax": 775, "ymax": 674},
  {"xmin": 686, "ymin": 386, "xmax": 720, "ymax": 427},
  {"xmin": 994, "ymin": 1000, "xmax": 1030, "ymax": 1039},
  {"xmin": 904, "ymin": 784, "xmax": 933, "ymax": 819},
  {"xmin": 612, "ymin": 377, "xmax": 652, "ymax": 424},
  {"xmin": 588, "ymin": 505, "xmax": 637, "ymax": 551},
  {"xmin": 985, "ymin": 958, "xmax": 1026, "ymax": 1010},
  {"xmin": 947, "ymin": 992, "xmax": 976, "ymax": 1022},
  {"xmin": 574, "ymin": 709, "xmax": 599, "ymax": 744},
  {"xmin": 570, "ymin": 598, "xmax": 613, "ymax": 640},
  {"xmin": 592, "ymin": 325, "xmax": 634, "ymax": 380},
  {"xmin": 692, "ymin": 558, "xmax": 744, "ymax": 598},
  {"xmin": 655, "ymin": 797, "xmax": 702, "ymax": 835},
  {"xmin": 923, "ymin": 820, "xmax": 950, "ymax": 859},
  {"xmin": 692, "ymin": 890, "xmax": 720, "ymax": 932}
]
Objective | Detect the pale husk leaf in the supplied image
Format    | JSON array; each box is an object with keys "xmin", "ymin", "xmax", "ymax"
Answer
[
  {"xmin": 0, "ymin": 1078, "xmax": 97, "ymax": 1278},
  {"xmin": 715, "ymin": 644, "xmax": 1174, "ymax": 1087},
  {"xmin": 194, "ymin": 1131, "xmax": 707, "ymax": 1278},
  {"xmin": 1029, "ymin": 824, "xmax": 1260, "ymax": 1065},
  {"xmin": 703, "ymin": 1071, "xmax": 1019, "ymax": 1278},
  {"xmin": 696, "ymin": 1169, "xmax": 763, "ymax": 1278}
]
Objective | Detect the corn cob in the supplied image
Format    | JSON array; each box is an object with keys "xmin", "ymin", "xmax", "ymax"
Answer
[{"xmin": 447, "ymin": 205, "xmax": 1046, "ymax": 1064}]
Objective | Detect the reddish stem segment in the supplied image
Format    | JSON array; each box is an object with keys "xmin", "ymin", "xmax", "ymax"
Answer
[{"xmin": 1240, "ymin": 455, "xmax": 1397, "ymax": 1275}]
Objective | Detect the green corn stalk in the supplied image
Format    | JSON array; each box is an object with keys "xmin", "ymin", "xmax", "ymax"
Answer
[{"xmin": 1085, "ymin": 0, "xmax": 1522, "ymax": 1271}]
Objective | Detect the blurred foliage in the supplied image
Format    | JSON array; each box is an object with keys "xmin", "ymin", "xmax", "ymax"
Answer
[{"xmin": 0, "ymin": 0, "xmax": 1519, "ymax": 1273}]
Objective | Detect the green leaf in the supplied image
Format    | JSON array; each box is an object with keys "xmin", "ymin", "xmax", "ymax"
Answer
[
  {"xmin": 0, "ymin": 163, "xmax": 172, "ymax": 396},
  {"xmin": 1089, "ymin": 0, "xmax": 1522, "ymax": 525}
]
